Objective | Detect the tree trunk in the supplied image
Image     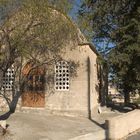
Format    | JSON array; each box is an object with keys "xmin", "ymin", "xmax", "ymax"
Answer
[
  {"xmin": 0, "ymin": 70, "xmax": 4, "ymax": 88},
  {"xmin": 124, "ymin": 90, "xmax": 130, "ymax": 105}
]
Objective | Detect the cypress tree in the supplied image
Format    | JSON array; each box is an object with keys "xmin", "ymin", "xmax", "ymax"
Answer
[{"xmin": 79, "ymin": 0, "xmax": 140, "ymax": 103}]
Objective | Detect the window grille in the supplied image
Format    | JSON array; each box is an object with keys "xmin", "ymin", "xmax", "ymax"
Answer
[
  {"xmin": 55, "ymin": 61, "xmax": 69, "ymax": 91},
  {"xmin": 2, "ymin": 67, "xmax": 14, "ymax": 90}
]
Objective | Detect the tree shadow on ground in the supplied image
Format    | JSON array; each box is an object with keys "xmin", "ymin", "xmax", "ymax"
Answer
[
  {"xmin": 0, "ymin": 111, "xmax": 11, "ymax": 120},
  {"xmin": 107, "ymin": 102, "xmax": 139, "ymax": 113},
  {"xmin": 89, "ymin": 118, "xmax": 108, "ymax": 140},
  {"xmin": 89, "ymin": 118, "xmax": 106, "ymax": 129}
]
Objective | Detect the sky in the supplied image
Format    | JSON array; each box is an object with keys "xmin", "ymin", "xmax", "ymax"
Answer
[
  {"xmin": 69, "ymin": 0, "xmax": 82, "ymax": 21},
  {"xmin": 69, "ymin": 0, "xmax": 115, "ymax": 53}
]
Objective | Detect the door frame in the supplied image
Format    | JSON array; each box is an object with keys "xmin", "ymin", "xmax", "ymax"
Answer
[{"xmin": 21, "ymin": 62, "xmax": 46, "ymax": 108}]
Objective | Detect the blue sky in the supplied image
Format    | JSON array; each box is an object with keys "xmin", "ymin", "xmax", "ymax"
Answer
[
  {"xmin": 69, "ymin": 0, "xmax": 115, "ymax": 53},
  {"xmin": 69, "ymin": 0, "xmax": 82, "ymax": 21}
]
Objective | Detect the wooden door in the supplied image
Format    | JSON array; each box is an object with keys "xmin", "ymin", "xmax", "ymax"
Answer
[{"xmin": 22, "ymin": 64, "xmax": 45, "ymax": 107}]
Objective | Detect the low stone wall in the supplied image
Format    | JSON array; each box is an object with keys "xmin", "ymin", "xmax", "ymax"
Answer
[{"xmin": 106, "ymin": 109, "xmax": 140, "ymax": 140}]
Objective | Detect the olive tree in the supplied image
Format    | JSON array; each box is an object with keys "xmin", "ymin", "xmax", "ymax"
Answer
[{"xmin": 0, "ymin": 0, "xmax": 79, "ymax": 114}]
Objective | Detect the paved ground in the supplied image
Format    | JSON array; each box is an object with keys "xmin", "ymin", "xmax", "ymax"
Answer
[
  {"xmin": 0, "ymin": 109, "xmax": 126, "ymax": 140},
  {"xmin": 0, "ymin": 112, "xmax": 107, "ymax": 140},
  {"xmin": 127, "ymin": 130, "xmax": 140, "ymax": 140}
]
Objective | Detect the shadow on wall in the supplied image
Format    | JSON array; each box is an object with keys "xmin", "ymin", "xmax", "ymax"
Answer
[
  {"xmin": 87, "ymin": 56, "xmax": 107, "ymax": 119},
  {"xmin": 98, "ymin": 61, "xmax": 108, "ymax": 106},
  {"xmin": 87, "ymin": 57, "xmax": 109, "ymax": 139},
  {"xmin": 87, "ymin": 57, "xmax": 91, "ymax": 120}
]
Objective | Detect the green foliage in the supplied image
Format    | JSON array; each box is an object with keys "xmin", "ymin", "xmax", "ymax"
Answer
[
  {"xmin": 0, "ymin": 0, "xmax": 11, "ymax": 5},
  {"xmin": 106, "ymin": 95, "xmax": 113, "ymax": 105},
  {"xmin": 0, "ymin": 0, "xmax": 80, "ymax": 111},
  {"xmin": 79, "ymin": 0, "xmax": 140, "ymax": 103},
  {"xmin": 133, "ymin": 96, "xmax": 140, "ymax": 104},
  {"xmin": 108, "ymin": 1, "xmax": 140, "ymax": 94},
  {"xmin": 48, "ymin": 0, "xmax": 74, "ymax": 14},
  {"xmin": 0, "ymin": 0, "xmax": 79, "ymax": 69},
  {"xmin": 0, "ymin": 0, "xmax": 79, "ymax": 90}
]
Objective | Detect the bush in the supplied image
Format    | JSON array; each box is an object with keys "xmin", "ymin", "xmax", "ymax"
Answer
[
  {"xmin": 134, "ymin": 97, "xmax": 140, "ymax": 104},
  {"xmin": 106, "ymin": 95, "xmax": 113, "ymax": 106}
]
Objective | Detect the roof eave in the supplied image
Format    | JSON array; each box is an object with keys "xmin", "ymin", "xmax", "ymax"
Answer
[{"xmin": 78, "ymin": 42, "xmax": 99, "ymax": 56}]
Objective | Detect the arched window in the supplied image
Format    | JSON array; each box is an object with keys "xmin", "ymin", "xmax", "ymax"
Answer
[
  {"xmin": 2, "ymin": 66, "xmax": 14, "ymax": 90},
  {"xmin": 55, "ymin": 61, "xmax": 69, "ymax": 91}
]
